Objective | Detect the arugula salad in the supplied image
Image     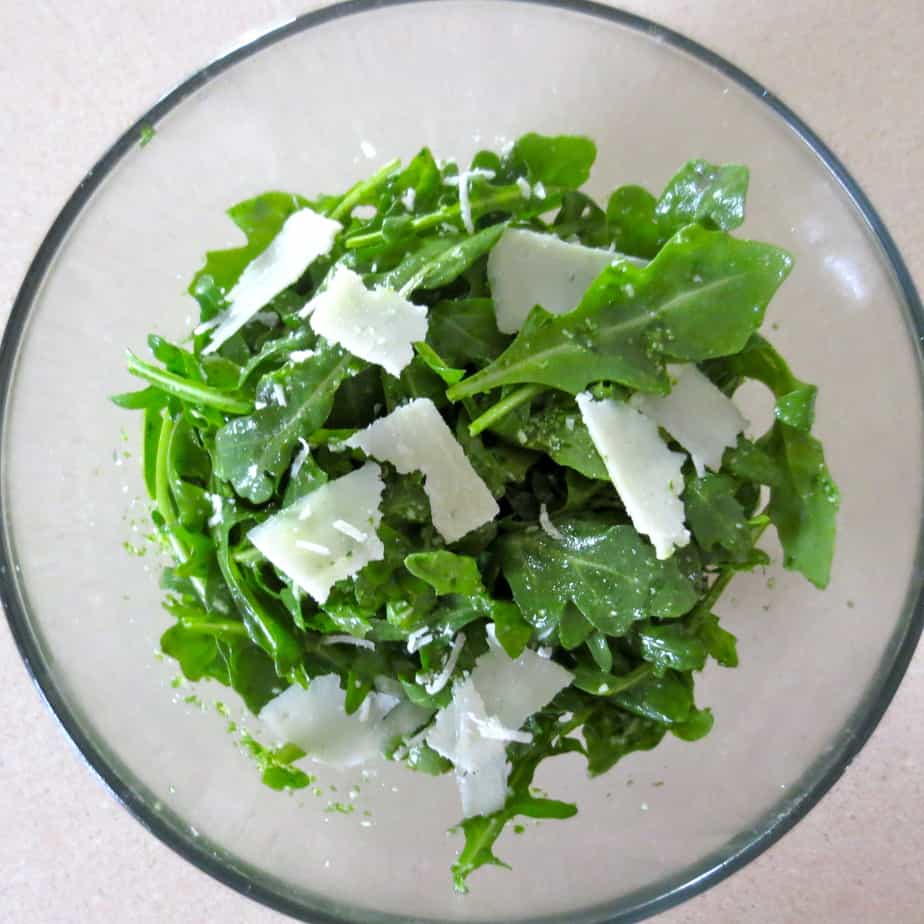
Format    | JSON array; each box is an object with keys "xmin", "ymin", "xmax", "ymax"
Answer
[{"xmin": 114, "ymin": 132, "xmax": 838, "ymax": 890}]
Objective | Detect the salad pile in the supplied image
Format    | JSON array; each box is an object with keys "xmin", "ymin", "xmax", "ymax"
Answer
[{"xmin": 114, "ymin": 132, "xmax": 838, "ymax": 890}]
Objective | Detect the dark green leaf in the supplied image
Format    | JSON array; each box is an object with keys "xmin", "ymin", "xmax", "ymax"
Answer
[
  {"xmin": 427, "ymin": 298, "xmax": 511, "ymax": 369},
  {"xmin": 635, "ymin": 621, "xmax": 708, "ymax": 673},
  {"xmin": 671, "ymin": 705, "xmax": 714, "ymax": 741},
  {"xmin": 761, "ymin": 422, "xmax": 839, "ymax": 588},
  {"xmin": 582, "ymin": 706, "xmax": 665, "ymax": 776},
  {"xmin": 511, "ymin": 133, "xmax": 597, "ymax": 189},
  {"xmin": 606, "ymin": 185, "xmax": 663, "ymax": 259},
  {"xmin": 684, "ymin": 474, "xmax": 754, "ymax": 563},
  {"xmin": 656, "ymin": 160, "xmax": 749, "ymax": 233},
  {"xmin": 614, "ymin": 670, "xmax": 693, "ymax": 725},
  {"xmin": 214, "ymin": 343, "xmax": 353, "ymax": 503},
  {"xmin": 502, "ymin": 519, "xmax": 699, "ymax": 637},
  {"xmin": 413, "ymin": 342, "xmax": 466, "ymax": 385},
  {"xmin": 489, "ymin": 601, "xmax": 533, "ymax": 658},
  {"xmin": 449, "ymin": 225, "xmax": 793, "ymax": 399},
  {"xmin": 404, "ymin": 551, "xmax": 485, "ymax": 596},
  {"xmin": 188, "ymin": 191, "xmax": 309, "ymax": 320}
]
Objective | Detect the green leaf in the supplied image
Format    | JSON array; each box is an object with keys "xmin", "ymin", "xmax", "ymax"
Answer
[
  {"xmin": 501, "ymin": 519, "xmax": 699, "ymax": 637},
  {"xmin": 214, "ymin": 343, "xmax": 353, "ymax": 503},
  {"xmin": 188, "ymin": 191, "xmax": 309, "ymax": 319},
  {"xmin": 684, "ymin": 474, "xmax": 754, "ymax": 563},
  {"xmin": 454, "ymin": 415, "xmax": 538, "ymax": 499},
  {"xmin": 613, "ymin": 670, "xmax": 693, "ymax": 726},
  {"xmin": 722, "ymin": 334, "xmax": 817, "ymax": 431},
  {"xmin": 241, "ymin": 734, "xmax": 313, "ymax": 790},
  {"xmin": 635, "ymin": 621, "xmax": 708, "ymax": 673},
  {"xmin": 558, "ymin": 603, "xmax": 593, "ymax": 650},
  {"xmin": 723, "ymin": 335, "xmax": 838, "ymax": 586},
  {"xmin": 586, "ymin": 631, "xmax": 613, "ymax": 672},
  {"xmin": 761, "ymin": 422, "xmax": 839, "ymax": 588},
  {"xmin": 413, "ymin": 342, "xmax": 465, "ymax": 385},
  {"xmin": 606, "ymin": 185, "xmax": 663, "ymax": 259},
  {"xmin": 698, "ymin": 613, "xmax": 739, "ymax": 667},
  {"xmin": 552, "ymin": 191, "xmax": 609, "ymax": 247},
  {"xmin": 723, "ymin": 435, "xmax": 782, "ymax": 487},
  {"xmin": 211, "ymin": 503, "xmax": 306, "ymax": 682},
  {"xmin": 404, "ymin": 551, "xmax": 485, "ymax": 596},
  {"xmin": 508, "ymin": 393, "xmax": 608, "ymax": 480},
  {"xmin": 426, "ymin": 298, "xmax": 511, "ymax": 369},
  {"xmin": 449, "ymin": 225, "xmax": 793, "ymax": 399},
  {"xmin": 656, "ymin": 160, "xmax": 749, "ymax": 233},
  {"xmin": 671, "ymin": 705, "xmax": 715, "ymax": 741},
  {"xmin": 451, "ymin": 714, "xmax": 581, "ymax": 892},
  {"xmin": 161, "ymin": 623, "xmax": 222, "ymax": 681},
  {"xmin": 582, "ymin": 706, "xmax": 665, "ymax": 776},
  {"xmin": 380, "ymin": 224, "xmax": 506, "ymax": 293},
  {"xmin": 489, "ymin": 601, "xmax": 533, "ymax": 658},
  {"xmin": 511, "ymin": 133, "xmax": 597, "ymax": 189}
]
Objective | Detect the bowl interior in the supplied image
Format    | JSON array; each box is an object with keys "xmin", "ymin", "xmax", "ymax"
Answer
[{"xmin": 3, "ymin": 2, "xmax": 922, "ymax": 922}]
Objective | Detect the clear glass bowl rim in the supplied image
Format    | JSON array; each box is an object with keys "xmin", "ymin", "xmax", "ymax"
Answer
[{"xmin": 2, "ymin": 1, "xmax": 922, "ymax": 922}]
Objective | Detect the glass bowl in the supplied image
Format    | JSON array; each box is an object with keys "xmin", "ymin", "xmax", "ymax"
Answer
[{"xmin": 3, "ymin": 1, "xmax": 922, "ymax": 922}]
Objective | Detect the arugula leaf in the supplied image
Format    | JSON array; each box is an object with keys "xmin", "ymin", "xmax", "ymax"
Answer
[
  {"xmin": 449, "ymin": 225, "xmax": 793, "ymax": 399},
  {"xmin": 684, "ymin": 474, "xmax": 754, "ymax": 563},
  {"xmin": 606, "ymin": 159, "xmax": 748, "ymax": 260},
  {"xmin": 583, "ymin": 705, "xmax": 665, "ymax": 775},
  {"xmin": 613, "ymin": 670, "xmax": 694, "ymax": 726},
  {"xmin": 505, "ymin": 393, "xmax": 608, "ymax": 480},
  {"xmin": 426, "ymin": 298, "xmax": 511, "ymax": 369},
  {"xmin": 404, "ymin": 551, "xmax": 485, "ymax": 596},
  {"xmin": 413, "ymin": 342, "xmax": 465, "ymax": 385},
  {"xmin": 214, "ymin": 343, "xmax": 353, "ymax": 502},
  {"xmin": 510, "ymin": 133, "xmax": 597, "ymax": 189},
  {"xmin": 452, "ymin": 714, "xmax": 582, "ymax": 892},
  {"xmin": 606, "ymin": 185, "xmax": 663, "ymax": 259},
  {"xmin": 760, "ymin": 423, "xmax": 839, "ymax": 588},
  {"xmin": 723, "ymin": 335, "xmax": 838, "ymax": 586},
  {"xmin": 501, "ymin": 519, "xmax": 699, "ymax": 637},
  {"xmin": 188, "ymin": 191, "xmax": 309, "ymax": 320},
  {"xmin": 722, "ymin": 334, "xmax": 818, "ymax": 430},
  {"xmin": 656, "ymin": 160, "xmax": 749, "ymax": 233},
  {"xmin": 635, "ymin": 621, "xmax": 708, "ymax": 673}
]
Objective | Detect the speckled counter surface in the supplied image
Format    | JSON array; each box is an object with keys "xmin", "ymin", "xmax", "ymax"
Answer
[{"xmin": 1, "ymin": 2, "xmax": 922, "ymax": 921}]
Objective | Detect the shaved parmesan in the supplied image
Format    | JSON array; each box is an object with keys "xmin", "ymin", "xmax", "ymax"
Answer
[
  {"xmin": 538, "ymin": 502, "xmax": 564, "ymax": 541},
  {"xmin": 259, "ymin": 674, "xmax": 428, "ymax": 768},
  {"xmin": 472, "ymin": 630, "xmax": 572, "ymax": 730},
  {"xmin": 247, "ymin": 462, "xmax": 385, "ymax": 604},
  {"xmin": 203, "ymin": 207, "xmax": 341, "ymax": 354},
  {"xmin": 425, "ymin": 631, "xmax": 571, "ymax": 818},
  {"xmin": 577, "ymin": 393, "xmax": 690, "ymax": 559},
  {"xmin": 322, "ymin": 634, "xmax": 375, "ymax": 651},
  {"xmin": 631, "ymin": 364, "xmax": 747, "ymax": 476},
  {"xmin": 457, "ymin": 745, "xmax": 509, "ymax": 818},
  {"xmin": 306, "ymin": 265, "xmax": 427, "ymax": 376},
  {"xmin": 487, "ymin": 228, "xmax": 644, "ymax": 334},
  {"xmin": 290, "ymin": 438, "xmax": 310, "ymax": 477},
  {"xmin": 422, "ymin": 632, "xmax": 466, "ymax": 695},
  {"xmin": 344, "ymin": 398, "xmax": 498, "ymax": 542}
]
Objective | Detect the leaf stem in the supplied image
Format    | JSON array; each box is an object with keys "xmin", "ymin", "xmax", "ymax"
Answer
[
  {"xmin": 178, "ymin": 618, "xmax": 249, "ymax": 637},
  {"xmin": 696, "ymin": 517, "xmax": 771, "ymax": 616},
  {"xmin": 126, "ymin": 351, "xmax": 253, "ymax": 415},
  {"xmin": 155, "ymin": 411, "xmax": 209, "ymax": 604},
  {"xmin": 330, "ymin": 158, "xmax": 401, "ymax": 222},
  {"xmin": 466, "ymin": 384, "xmax": 544, "ymax": 436},
  {"xmin": 345, "ymin": 186, "xmax": 529, "ymax": 250}
]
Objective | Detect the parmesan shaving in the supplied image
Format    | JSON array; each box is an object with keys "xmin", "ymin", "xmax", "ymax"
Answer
[
  {"xmin": 203, "ymin": 207, "xmax": 341, "ymax": 354},
  {"xmin": 344, "ymin": 398, "xmax": 498, "ymax": 543}
]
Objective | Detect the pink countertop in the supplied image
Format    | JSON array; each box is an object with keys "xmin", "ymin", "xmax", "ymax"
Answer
[{"xmin": 1, "ymin": 1, "xmax": 922, "ymax": 921}]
